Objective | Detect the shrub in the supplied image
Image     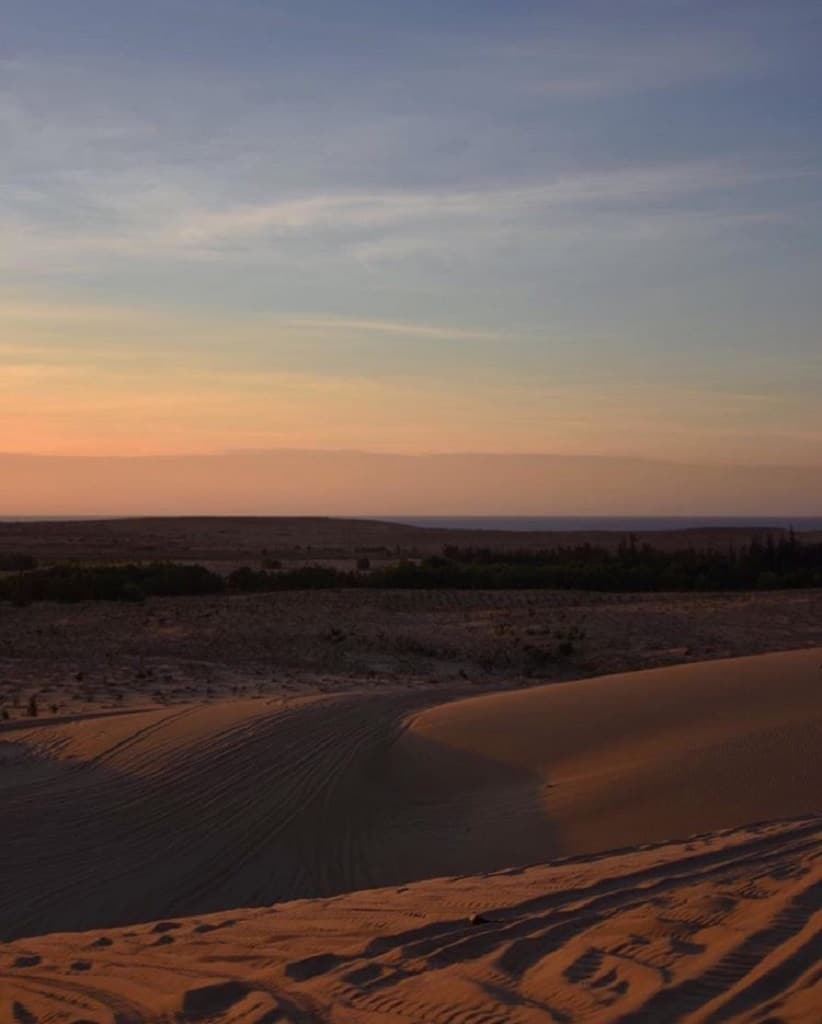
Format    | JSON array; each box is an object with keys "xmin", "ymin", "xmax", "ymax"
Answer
[
  {"xmin": 0, "ymin": 554, "xmax": 37, "ymax": 571},
  {"xmin": 120, "ymin": 582, "xmax": 147, "ymax": 603}
]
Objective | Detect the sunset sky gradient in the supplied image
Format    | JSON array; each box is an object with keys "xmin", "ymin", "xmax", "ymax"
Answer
[{"xmin": 3, "ymin": 1, "xmax": 821, "ymax": 489}]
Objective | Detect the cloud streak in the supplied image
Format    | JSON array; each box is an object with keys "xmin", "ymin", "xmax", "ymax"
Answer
[{"xmin": 4, "ymin": 155, "xmax": 814, "ymax": 275}]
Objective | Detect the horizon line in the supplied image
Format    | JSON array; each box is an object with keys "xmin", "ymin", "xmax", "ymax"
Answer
[{"xmin": 2, "ymin": 448, "xmax": 822, "ymax": 471}]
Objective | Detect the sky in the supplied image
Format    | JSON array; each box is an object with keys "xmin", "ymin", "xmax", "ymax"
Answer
[{"xmin": 2, "ymin": 1, "xmax": 822, "ymax": 485}]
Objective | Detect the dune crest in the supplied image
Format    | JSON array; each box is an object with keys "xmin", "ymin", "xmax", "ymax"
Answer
[{"xmin": 401, "ymin": 647, "xmax": 822, "ymax": 857}]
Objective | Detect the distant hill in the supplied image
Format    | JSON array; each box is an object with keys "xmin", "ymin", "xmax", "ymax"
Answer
[{"xmin": 1, "ymin": 448, "xmax": 820, "ymax": 517}]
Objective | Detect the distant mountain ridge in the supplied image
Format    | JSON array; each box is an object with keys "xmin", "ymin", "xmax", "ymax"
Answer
[{"xmin": 1, "ymin": 449, "xmax": 820, "ymax": 516}]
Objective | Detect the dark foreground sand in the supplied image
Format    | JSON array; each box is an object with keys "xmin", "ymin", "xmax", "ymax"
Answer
[{"xmin": 2, "ymin": 815, "xmax": 819, "ymax": 1023}]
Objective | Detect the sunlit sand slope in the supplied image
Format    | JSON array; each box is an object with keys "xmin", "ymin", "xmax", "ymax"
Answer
[
  {"xmin": 2, "ymin": 816, "xmax": 820, "ymax": 1023},
  {"xmin": 1, "ymin": 649, "xmax": 819, "ymax": 941},
  {"xmin": 399, "ymin": 647, "xmax": 822, "ymax": 857}
]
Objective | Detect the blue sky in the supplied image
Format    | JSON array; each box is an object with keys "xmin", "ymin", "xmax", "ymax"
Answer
[{"xmin": 2, "ymin": 0, "xmax": 821, "ymax": 463}]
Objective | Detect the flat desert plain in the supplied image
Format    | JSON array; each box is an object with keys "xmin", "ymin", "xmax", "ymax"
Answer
[
  {"xmin": 0, "ymin": 520, "xmax": 820, "ymax": 1022},
  {"xmin": 4, "ymin": 515, "xmax": 820, "ymax": 563}
]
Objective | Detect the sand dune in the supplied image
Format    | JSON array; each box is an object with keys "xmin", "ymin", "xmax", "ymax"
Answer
[
  {"xmin": 398, "ymin": 647, "xmax": 822, "ymax": 858},
  {"xmin": 1, "ymin": 649, "xmax": 819, "ymax": 945},
  {"xmin": 2, "ymin": 815, "xmax": 819, "ymax": 1022},
  {"xmin": 0, "ymin": 691, "xmax": 432, "ymax": 939}
]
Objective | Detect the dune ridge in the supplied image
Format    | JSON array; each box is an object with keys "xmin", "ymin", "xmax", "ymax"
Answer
[{"xmin": 1, "ymin": 648, "xmax": 820, "ymax": 946}]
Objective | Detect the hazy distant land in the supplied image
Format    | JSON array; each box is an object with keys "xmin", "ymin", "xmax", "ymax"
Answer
[
  {"xmin": 2, "ymin": 510, "xmax": 821, "ymax": 563},
  {"xmin": 2, "ymin": 449, "xmax": 822, "ymax": 516}
]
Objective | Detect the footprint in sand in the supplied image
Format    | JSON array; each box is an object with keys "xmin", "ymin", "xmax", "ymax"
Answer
[
  {"xmin": 564, "ymin": 948, "xmax": 603, "ymax": 983},
  {"xmin": 152, "ymin": 920, "xmax": 182, "ymax": 933},
  {"xmin": 193, "ymin": 918, "xmax": 237, "ymax": 934},
  {"xmin": 178, "ymin": 981, "xmax": 252, "ymax": 1021},
  {"xmin": 12, "ymin": 1002, "xmax": 38, "ymax": 1024},
  {"xmin": 12, "ymin": 955, "xmax": 42, "ymax": 968},
  {"xmin": 670, "ymin": 936, "xmax": 706, "ymax": 955}
]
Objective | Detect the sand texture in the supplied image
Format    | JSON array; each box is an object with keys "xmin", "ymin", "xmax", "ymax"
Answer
[
  {"xmin": 1, "ymin": 815, "xmax": 819, "ymax": 1023},
  {"xmin": 5, "ymin": 587, "xmax": 822, "ymax": 720},
  {"xmin": 1, "ymin": 649, "xmax": 820, "ymax": 947}
]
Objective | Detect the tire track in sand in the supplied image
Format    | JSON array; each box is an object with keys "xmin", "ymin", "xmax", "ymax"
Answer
[{"xmin": 2, "ymin": 816, "xmax": 818, "ymax": 1024}]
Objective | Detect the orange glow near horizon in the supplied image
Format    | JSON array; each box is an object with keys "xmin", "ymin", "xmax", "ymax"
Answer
[{"xmin": 3, "ymin": 301, "xmax": 820, "ymax": 467}]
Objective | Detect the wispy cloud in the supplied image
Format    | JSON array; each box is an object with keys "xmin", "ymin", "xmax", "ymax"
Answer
[
  {"xmin": 274, "ymin": 316, "xmax": 501, "ymax": 342},
  {"xmin": 3, "ymin": 156, "xmax": 813, "ymax": 273},
  {"xmin": 162, "ymin": 160, "xmax": 810, "ymax": 243},
  {"xmin": 2, "ymin": 3, "xmax": 820, "ymax": 470},
  {"xmin": 0, "ymin": 298, "xmax": 501, "ymax": 340}
]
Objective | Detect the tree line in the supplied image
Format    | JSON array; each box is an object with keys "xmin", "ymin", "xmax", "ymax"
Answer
[{"xmin": 1, "ymin": 532, "xmax": 821, "ymax": 604}]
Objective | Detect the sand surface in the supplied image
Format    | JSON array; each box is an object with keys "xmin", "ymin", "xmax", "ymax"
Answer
[
  {"xmin": 1, "ymin": 815, "xmax": 819, "ymax": 1023},
  {"xmin": 1, "ymin": 649, "xmax": 819, "ymax": 947},
  {"xmin": 5, "ymin": 587, "xmax": 822, "ymax": 720}
]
